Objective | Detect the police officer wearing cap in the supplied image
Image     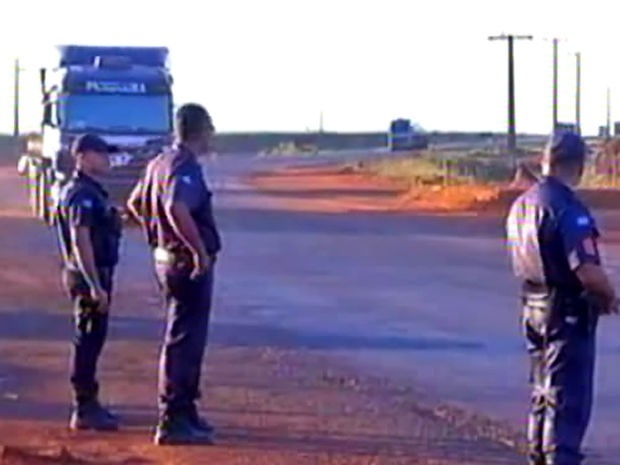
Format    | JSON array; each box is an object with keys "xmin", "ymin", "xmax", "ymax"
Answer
[
  {"xmin": 506, "ymin": 130, "xmax": 618, "ymax": 465},
  {"xmin": 127, "ymin": 103, "xmax": 221, "ymax": 445},
  {"xmin": 54, "ymin": 134, "xmax": 123, "ymax": 431}
]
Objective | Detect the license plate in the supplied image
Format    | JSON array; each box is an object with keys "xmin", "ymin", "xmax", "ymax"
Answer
[{"xmin": 109, "ymin": 153, "xmax": 133, "ymax": 167}]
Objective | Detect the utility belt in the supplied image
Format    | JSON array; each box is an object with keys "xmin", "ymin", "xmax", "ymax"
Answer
[
  {"xmin": 521, "ymin": 281, "xmax": 598, "ymax": 327},
  {"xmin": 153, "ymin": 247, "xmax": 216, "ymax": 273},
  {"xmin": 154, "ymin": 247, "xmax": 192, "ymax": 269}
]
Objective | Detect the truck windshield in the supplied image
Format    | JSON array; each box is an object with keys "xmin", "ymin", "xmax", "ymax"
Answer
[{"xmin": 60, "ymin": 94, "xmax": 171, "ymax": 134}]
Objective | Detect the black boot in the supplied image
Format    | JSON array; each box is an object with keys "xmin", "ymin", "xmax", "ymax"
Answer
[
  {"xmin": 187, "ymin": 404, "xmax": 215, "ymax": 434},
  {"xmin": 69, "ymin": 400, "xmax": 119, "ymax": 431},
  {"xmin": 154, "ymin": 413, "xmax": 214, "ymax": 446}
]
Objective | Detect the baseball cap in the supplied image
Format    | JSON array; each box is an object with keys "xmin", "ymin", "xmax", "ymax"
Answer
[
  {"xmin": 542, "ymin": 130, "xmax": 587, "ymax": 164},
  {"xmin": 71, "ymin": 134, "xmax": 119, "ymax": 156}
]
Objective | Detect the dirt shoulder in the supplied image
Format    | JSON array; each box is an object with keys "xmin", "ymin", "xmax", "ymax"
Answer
[
  {"xmin": 246, "ymin": 163, "xmax": 620, "ymax": 218},
  {"xmin": 0, "ymin": 159, "xmax": 525, "ymax": 464}
]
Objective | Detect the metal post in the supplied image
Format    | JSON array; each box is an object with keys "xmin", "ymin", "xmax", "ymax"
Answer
[
  {"xmin": 507, "ymin": 35, "xmax": 516, "ymax": 159},
  {"xmin": 552, "ymin": 39, "xmax": 558, "ymax": 131},
  {"xmin": 488, "ymin": 33, "xmax": 533, "ymax": 169},
  {"xmin": 13, "ymin": 58, "xmax": 20, "ymax": 137},
  {"xmin": 575, "ymin": 52, "xmax": 581, "ymax": 135},
  {"xmin": 606, "ymin": 87, "xmax": 611, "ymax": 139}
]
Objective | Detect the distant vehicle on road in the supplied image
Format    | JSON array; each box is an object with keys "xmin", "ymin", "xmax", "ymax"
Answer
[
  {"xmin": 18, "ymin": 45, "xmax": 174, "ymax": 225},
  {"xmin": 555, "ymin": 122, "xmax": 578, "ymax": 132},
  {"xmin": 388, "ymin": 119, "xmax": 429, "ymax": 152}
]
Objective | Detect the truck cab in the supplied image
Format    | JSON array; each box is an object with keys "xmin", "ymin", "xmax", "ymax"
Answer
[
  {"xmin": 21, "ymin": 45, "xmax": 173, "ymax": 224},
  {"xmin": 388, "ymin": 118, "xmax": 429, "ymax": 152}
]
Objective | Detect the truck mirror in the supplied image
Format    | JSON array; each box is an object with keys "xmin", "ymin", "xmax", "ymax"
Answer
[{"xmin": 39, "ymin": 68, "xmax": 47, "ymax": 94}]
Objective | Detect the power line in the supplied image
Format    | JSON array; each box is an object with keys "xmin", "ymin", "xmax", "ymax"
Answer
[{"xmin": 488, "ymin": 33, "xmax": 533, "ymax": 168}]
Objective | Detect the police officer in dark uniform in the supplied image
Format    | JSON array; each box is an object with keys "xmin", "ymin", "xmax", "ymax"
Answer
[
  {"xmin": 54, "ymin": 134, "xmax": 123, "ymax": 431},
  {"xmin": 126, "ymin": 103, "xmax": 221, "ymax": 445},
  {"xmin": 506, "ymin": 130, "xmax": 618, "ymax": 465}
]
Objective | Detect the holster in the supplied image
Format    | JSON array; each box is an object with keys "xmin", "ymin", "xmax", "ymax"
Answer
[
  {"xmin": 522, "ymin": 283, "xmax": 597, "ymax": 334},
  {"xmin": 153, "ymin": 247, "xmax": 193, "ymax": 273}
]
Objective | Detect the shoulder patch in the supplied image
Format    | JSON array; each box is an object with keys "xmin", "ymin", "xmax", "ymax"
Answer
[
  {"xmin": 576, "ymin": 215, "xmax": 590, "ymax": 226},
  {"xmin": 81, "ymin": 198, "xmax": 94, "ymax": 208},
  {"xmin": 181, "ymin": 175, "xmax": 192, "ymax": 185}
]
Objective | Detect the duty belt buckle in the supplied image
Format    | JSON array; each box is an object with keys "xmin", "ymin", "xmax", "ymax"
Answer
[
  {"xmin": 154, "ymin": 247, "xmax": 173, "ymax": 265},
  {"xmin": 524, "ymin": 292, "xmax": 549, "ymax": 308}
]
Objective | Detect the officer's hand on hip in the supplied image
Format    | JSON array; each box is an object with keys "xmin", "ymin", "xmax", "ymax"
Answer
[
  {"xmin": 596, "ymin": 297, "xmax": 620, "ymax": 316},
  {"xmin": 607, "ymin": 298, "xmax": 620, "ymax": 315},
  {"xmin": 89, "ymin": 286, "xmax": 110, "ymax": 313},
  {"xmin": 190, "ymin": 252, "xmax": 211, "ymax": 280}
]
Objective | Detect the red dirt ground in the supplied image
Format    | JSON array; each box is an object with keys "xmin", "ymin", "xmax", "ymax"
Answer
[{"xmin": 247, "ymin": 164, "xmax": 620, "ymax": 216}]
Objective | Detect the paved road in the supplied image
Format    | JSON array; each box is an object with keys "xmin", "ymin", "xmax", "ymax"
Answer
[
  {"xmin": 0, "ymin": 156, "xmax": 526, "ymax": 464},
  {"xmin": 195, "ymin": 152, "xmax": 620, "ymax": 464}
]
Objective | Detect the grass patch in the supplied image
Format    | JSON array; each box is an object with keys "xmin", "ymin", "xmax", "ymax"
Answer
[
  {"xmin": 579, "ymin": 164, "xmax": 620, "ymax": 189},
  {"xmin": 259, "ymin": 141, "xmax": 319, "ymax": 157},
  {"xmin": 361, "ymin": 148, "xmax": 533, "ymax": 186}
]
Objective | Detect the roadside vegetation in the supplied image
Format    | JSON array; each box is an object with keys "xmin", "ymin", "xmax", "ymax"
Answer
[
  {"xmin": 259, "ymin": 140, "xmax": 319, "ymax": 157},
  {"xmin": 357, "ymin": 138, "xmax": 620, "ymax": 192},
  {"xmin": 358, "ymin": 148, "xmax": 540, "ymax": 187}
]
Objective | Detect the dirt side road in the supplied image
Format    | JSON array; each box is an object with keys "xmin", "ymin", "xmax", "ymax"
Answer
[{"xmin": 0, "ymin": 157, "xmax": 525, "ymax": 465}]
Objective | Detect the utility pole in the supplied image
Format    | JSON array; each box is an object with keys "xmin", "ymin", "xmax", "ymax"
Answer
[
  {"xmin": 488, "ymin": 33, "xmax": 533, "ymax": 168},
  {"xmin": 606, "ymin": 87, "xmax": 611, "ymax": 139},
  {"xmin": 552, "ymin": 38, "xmax": 559, "ymax": 131},
  {"xmin": 13, "ymin": 58, "xmax": 20, "ymax": 137},
  {"xmin": 575, "ymin": 52, "xmax": 581, "ymax": 135},
  {"xmin": 607, "ymin": 87, "xmax": 617, "ymax": 185}
]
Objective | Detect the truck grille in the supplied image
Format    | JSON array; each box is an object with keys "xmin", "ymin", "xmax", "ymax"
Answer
[{"xmin": 99, "ymin": 154, "xmax": 152, "ymax": 207}]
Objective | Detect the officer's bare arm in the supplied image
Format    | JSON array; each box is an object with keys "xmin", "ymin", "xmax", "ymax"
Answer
[
  {"xmin": 576, "ymin": 264, "xmax": 617, "ymax": 309},
  {"xmin": 165, "ymin": 202, "xmax": 208, "ymax": 259},
  {"xmin": 126, "ymin": 183, "xmax": 143, "ymax": 223},
  {"xmin": 71, "ymin": 226, "xmax": 103, "ymax": 291}
]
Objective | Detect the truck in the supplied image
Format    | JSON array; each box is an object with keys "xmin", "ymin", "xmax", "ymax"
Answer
[
  {"xmin": 19, "ymin": 45, "xmax": 174, "ymax": 225},
  {"xmin": 387, "ymin": 118, "xmax": 429, "ymax": 152},
  {"xmin": 554, "ymin": 122, "xmax": 578, "ymax": 133}
]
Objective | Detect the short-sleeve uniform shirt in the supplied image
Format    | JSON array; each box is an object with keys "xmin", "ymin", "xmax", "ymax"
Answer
[
  {"xmin": 506, "ymin": 176, "xmax": 600, "ymax": 292},
  {"xmin": 55, "ymin": 171, "xmax": 122, "ymax": 270},
  {"xmin": 138, "ymin": 144, "xmax": 221, "ymax": 255}
]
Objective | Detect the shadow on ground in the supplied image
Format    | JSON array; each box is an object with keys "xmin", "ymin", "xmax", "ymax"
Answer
[{"xmin": 0, "ymin": 311, "xmax": 487, "ymax": 352}]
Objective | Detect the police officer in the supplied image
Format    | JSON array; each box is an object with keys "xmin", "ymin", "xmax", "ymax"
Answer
[
  {"xmin": 126, "ymin": 103, "xmax": 221, "ymax": 445},
  {"xmin": 506, "ymin": 130, "xmax": 618, "ymax": 465},
  {"xmin": 54, "ymin": 134, "xmax": 123, "ymax": 431}
]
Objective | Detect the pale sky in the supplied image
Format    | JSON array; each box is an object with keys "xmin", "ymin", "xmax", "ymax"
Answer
[{"xmin": 0, "ymin": 0, "xmax": 617, "ymax": 135}]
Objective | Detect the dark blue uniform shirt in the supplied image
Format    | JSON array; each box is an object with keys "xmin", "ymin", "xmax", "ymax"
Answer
[
  {"xmin": 55, "ymin": 171, "xmax": 122, "ymax": 270},
  {"xmin": 506, "ymin": 176, "xmax": 601, "ymax": 292},
  {"xmin": 139, "ymin": 144, "xmax": 221, "ymax": 255}
]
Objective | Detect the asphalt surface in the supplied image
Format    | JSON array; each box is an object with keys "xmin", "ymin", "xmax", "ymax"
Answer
[{"xmin": 199, "ymin": 151, "xmax": 620, "ymax": 464}]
